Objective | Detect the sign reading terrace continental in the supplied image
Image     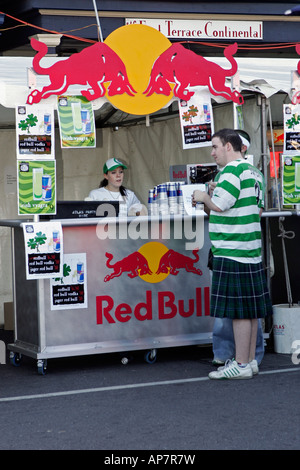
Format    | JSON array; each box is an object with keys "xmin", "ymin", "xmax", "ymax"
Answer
[{"xmin": 126, "ymin": 19, "xmax": 263, "ymax": 40}]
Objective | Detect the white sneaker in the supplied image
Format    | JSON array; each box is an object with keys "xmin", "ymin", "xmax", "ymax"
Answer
[
  {"xmin": 216, "ymin": 359, "xmax": 259, "ymax": 375},
  {"xmin": 249, "ymin": 359, "xmax": 259, "ymax": 375},
  {"xmin": 208, "ymin": 359, "xmax": 253, "ymax": 380}
]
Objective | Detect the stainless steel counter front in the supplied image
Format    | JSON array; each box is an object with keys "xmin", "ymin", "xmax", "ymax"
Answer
[{"xmin": 3, "ymin": 214, "xmax": 214, "ymax": 374}]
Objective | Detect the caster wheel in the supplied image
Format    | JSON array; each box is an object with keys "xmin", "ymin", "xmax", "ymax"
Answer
[
  {"xmin": 10, "ymin": 352, "xmax": 22, "ymax": 367},
  {"xmin": 37, "ymin": 359, "xmax": 47, "ymax": 375},
  {"xmin": 144, "ymin": 349, "xmax": 157, "ymax": 364}
]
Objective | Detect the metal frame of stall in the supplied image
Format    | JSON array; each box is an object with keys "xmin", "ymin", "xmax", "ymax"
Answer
[{"xmin": 1, "ymin": 71, "xmax": 294, "ymax": 375}]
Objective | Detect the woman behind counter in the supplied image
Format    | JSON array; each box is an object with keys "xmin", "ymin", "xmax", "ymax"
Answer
[{"xmin": 86, "ymin": 157, "xmax": 146, "ymax": 216}]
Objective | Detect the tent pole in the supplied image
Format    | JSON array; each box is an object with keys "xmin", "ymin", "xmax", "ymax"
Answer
[
  {"xmin": 92, "ymin": 0, "xmax": 103, "ymax": 42},
  {"xmin": 260, "ymin": 96, "xmax": 272, "ymax": 318},
  {"xmin": 261, "ymin": 96, "xmax": 268, "ymax": 210}
]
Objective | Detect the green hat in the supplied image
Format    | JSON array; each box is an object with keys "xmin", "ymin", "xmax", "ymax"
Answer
[{"xmin": 103, "ymin": 158, "xmax": 127, "ymax": 174}]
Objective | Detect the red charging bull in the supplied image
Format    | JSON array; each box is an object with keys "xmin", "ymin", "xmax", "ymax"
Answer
[
  {"xmin": 143, "ymin": 42, "xmax": 244, "ymax": 104},
  {"xmin": 26, "ymin": 38, "xmax": 136, "ymax": 104},
  {"xmin": 42, "ymin": 174, "xmax": 52, "ymax": 201}
]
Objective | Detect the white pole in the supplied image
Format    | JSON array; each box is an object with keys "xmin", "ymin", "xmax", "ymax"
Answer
[{"xmin": 92, "ymin": 0, "xmax": 103, "ymax": 42}]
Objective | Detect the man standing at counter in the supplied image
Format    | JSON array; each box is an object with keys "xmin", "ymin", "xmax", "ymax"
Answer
[
  {"xmin": 210, "ymin": 130, "xmax": 265, "ymax": 368},
  {"xmin": 192, "ymin": 128, "xmax": 272, "ymax": 379}
]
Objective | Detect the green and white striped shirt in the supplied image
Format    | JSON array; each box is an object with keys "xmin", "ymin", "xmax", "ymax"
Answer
[{"xmin": 209, "ymin": 159, "xmax": 265, "ymax": 264}]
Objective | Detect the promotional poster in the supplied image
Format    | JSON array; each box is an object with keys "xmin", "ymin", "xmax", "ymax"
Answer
[
  {"xmin": 23, "ymin": 221, "xmax": 63, "ymax": 280},
  {"xmin": 18, "ymin": 160, "xmax": 56, "ymax": 215},
  {"xmin": 16, "ymin": 104, "xmax": 55, "ymax": 158},
  {"xmin": 283, "ymin": 103, "xmax": 300, "ymax": 154},
  {"xmin": 50, "ymin": 253, "xmax": 87, "ymax": 310},
  {"xmin": 178, "ymin": 89, "xmax": 214, "ymax": 149},
  {"xmin": 282, "ymin": 154, "xmax": 300, "ymax": 205},
  {"xmin": 57, "ymin": 95, "xmax": 96, "ymax": 148}
]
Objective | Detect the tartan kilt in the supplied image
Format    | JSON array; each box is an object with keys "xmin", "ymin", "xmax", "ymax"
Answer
[{"xmin": 210, "ymin": 257, "xmax": 273, "ymax": 320}]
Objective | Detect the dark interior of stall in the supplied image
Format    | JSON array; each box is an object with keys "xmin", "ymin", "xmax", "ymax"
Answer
[{"xmin": 268, "ymin": 214, "xmax": 299, "ymax": 307}]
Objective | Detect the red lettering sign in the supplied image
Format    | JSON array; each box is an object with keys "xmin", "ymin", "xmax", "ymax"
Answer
[{"xmin": 96, "ymin": 287, "xmax": 210, "ymax": 324}]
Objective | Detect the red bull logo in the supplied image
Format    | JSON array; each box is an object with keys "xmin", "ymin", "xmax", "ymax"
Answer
[
  {"xmin": 27, "ymin": 38, "xmax": 136, "ymax": 105},
  {"xmin": 103, "ymin": 242, "xmax": 202, "ymax": 283},
  {"xmin": 97, "ymin": 241, "xmax": 209, "ymax": 325},
  {"xmin": 26, "ymin": 24, "xmax": 243, "ymax": 114},
  {"xmin": 96, "ymin": 287, "xmax": 210, "ymax": 324},
  {"xmin": 143, "ymin": 42, "xmax": 243, "ymax": 104},
  {"xmin": 104, "ymin": 251, "xmax": 152, "ymax": 282}
]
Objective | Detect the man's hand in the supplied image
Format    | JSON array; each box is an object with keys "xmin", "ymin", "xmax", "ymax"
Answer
[
  {"xmin": 192, "ymin": 190, "xmax": 207, "ymax": 206},
  {"xmin": 192, "ymin": 189, "xmax": 222, "ymax": 213}
]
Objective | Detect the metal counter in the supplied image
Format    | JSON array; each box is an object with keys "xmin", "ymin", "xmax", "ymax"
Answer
[{"xmin": 2, "ymin": 214, "xmax": 214, "ymax": 374}]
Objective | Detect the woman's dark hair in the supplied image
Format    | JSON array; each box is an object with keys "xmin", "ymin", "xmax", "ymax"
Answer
[
  {"xmin": 212, "ymin": 128, "xmax": 242, "ymax": 152},
  {"xmin": 99, "ymin": 178, "xmax": 127, "ymax": 196}
]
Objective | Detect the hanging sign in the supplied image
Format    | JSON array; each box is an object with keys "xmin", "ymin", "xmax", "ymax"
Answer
[
  {"xmin": 23, "ymin": 221, "xmax": 63, "ymax": 280},
  {"xmin": 16, "ymin": 104, "xmax": 54, "ymax": 159},
  {"xmin": 283, "ymin": 103, "xmax": 300, "ymax": 154},
  {"xmin": 50, "ymin": 253, "xmax": 87, "ymax": 310},
  {"xmin": 282, "ymin": 155, "xmax": 300, "ymax": 205},
  {"xmin": 26, "ymin": 24, "xmax": 243, "ymax": 117},
  {"xmin": 179, "ymin": 88, "xmax": 214, "ymax": 149},
  {"xmin": 18, "ymin": 160, "xmax": 56, "ymax": 215},
  {"xmin": 126, "ymin": 19, "xmax": 263, "ymax": 41},
  {"xmin": 57, "ymin": 95, "xmax": 96, "ymax": 148}
]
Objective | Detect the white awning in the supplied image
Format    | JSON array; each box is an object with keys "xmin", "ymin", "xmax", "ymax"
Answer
[{"xmin": 0, "ymin": 55, "xmax": 297, "ymax": 125}]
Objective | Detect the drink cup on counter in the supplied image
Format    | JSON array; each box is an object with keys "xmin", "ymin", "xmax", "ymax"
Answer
[
  {"xmin": 148, "ymin": 189, "xmax": 155, "ymax": 215},
  {"xmin": 168, "ymin": 182, "xmax": 178, "ymax": 214},
  {"xmin": 157, "ymin": 184, "xmax": 169, "ymax": 215},
  {"xmin": 177, "ymin": 182, "xmax": 185, "ymax": 214},
  {"xmin": 152, "ymin": 186, "xmax": 158, "ymax": 215},
  {"xmin": 157, "ymin": 183, "xmax": 167, "ymax": 200}
]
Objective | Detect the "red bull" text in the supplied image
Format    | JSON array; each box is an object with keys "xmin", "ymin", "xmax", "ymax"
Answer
[{"xmin": 96, "ymin": 287, "xmax": 210, "ymax": 324}]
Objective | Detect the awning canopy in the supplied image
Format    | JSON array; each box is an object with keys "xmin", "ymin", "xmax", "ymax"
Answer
[{"xmin": 0, "ymin": 55, "xmax": 297, "ymax": 128}]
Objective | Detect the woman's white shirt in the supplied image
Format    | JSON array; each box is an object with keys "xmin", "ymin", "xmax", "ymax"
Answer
[{"xmin": 87, "ymin": 187, "xmax": 142, "ymax": 216}]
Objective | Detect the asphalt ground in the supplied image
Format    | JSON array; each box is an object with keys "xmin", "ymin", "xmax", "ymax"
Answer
[{"xmin": 0, "ymin": 329, "xmax": 299, "ymax": 455}]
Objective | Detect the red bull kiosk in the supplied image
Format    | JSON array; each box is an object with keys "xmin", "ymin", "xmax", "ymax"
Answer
[
  {"xmin": 4, "ymin": 209, "xmax": 213, "ymax": 374},
  {"xmin": 3, "ymin": 24, "xmax": 248, "ymax": 374}
]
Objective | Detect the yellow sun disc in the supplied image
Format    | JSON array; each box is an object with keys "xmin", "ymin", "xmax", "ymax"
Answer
[
  {"xmin": 138, "ymin": 242, "xmax": 169, "ymax": 284},
  {"xmin": 104, "ymin": 24, "xmax": 173, "ymax": 115}
]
